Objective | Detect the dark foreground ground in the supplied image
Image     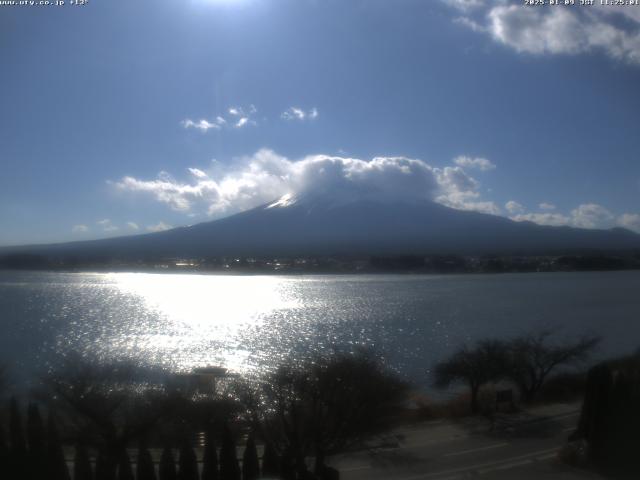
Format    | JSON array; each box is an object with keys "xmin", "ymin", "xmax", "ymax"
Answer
[
  {"xmin": 333, "ymin": 402, "xmax": 603, "ymax": 480},
  {"xmin": 55, "ymin": 403, "xmax": 604, "ymax": 480}
]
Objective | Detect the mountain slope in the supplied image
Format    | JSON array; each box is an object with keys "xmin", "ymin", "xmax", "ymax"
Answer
[{"xmin": 2, "ymin": 195, "xmax": 640, "ymax": 259}]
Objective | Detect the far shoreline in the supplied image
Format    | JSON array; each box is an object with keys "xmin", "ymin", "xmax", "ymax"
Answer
[{"xmin": 2, "ymin": 265, "xmax": 640, "ymax": 277}]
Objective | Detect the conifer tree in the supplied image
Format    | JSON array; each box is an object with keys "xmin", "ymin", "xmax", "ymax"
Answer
[
  {"xmin": 117, "ymin": 450, "xmax": 135, "ymax": 480},
  {"xmin": 95, "ymin": 449, "xmax": 116, "ymax": 480},
  {"xmin": 9, "ymin": 397, "xmax": 27, "ymax": 479},
  {"xmin": 47, "ymin": 414, "xmax": 71, "ymax": 480},
  {"xmin": 159, "ymin": 447, "xmax": 177, "ymax": 480},
  {"xmin": 136, "ymin": 442, "xmax": 157, "ymax": 480},
  {"xmin": 219, "ymin": 425, "xmax": 240, "ymax": 480},
  {"xmin": 74, "ymin": 444, "xmax": 94, "ymax": 480},
  {"xmin": 0, "ymin": 425, "xmax": 10, "ymax": 475},
  {"xmin": 201, "ymin": 430, "xmax": 218, "ymax": 480},
  {"xmin": 260, "ymin": 442, "xmax": 279, "ymax": 478},
  {"xmin": 241, "ymin": 435, "xmax": 259, "ymax": 480},
  {"xmin": 27, "ymin": 403, "xmax": 47, "ymax": 478},
  {"xmin": 178, "ymin": 440, "xmax": 199, "ymax": 480}
]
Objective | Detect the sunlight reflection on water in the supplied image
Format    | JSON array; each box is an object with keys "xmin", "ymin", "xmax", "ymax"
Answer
[
  {"xmin": 110, "ymin": 273, "xmax": 301, "ymax": 373},
  {"xmin": 1, "ymin": 270, "xmax": 639, "ymax": 389}
]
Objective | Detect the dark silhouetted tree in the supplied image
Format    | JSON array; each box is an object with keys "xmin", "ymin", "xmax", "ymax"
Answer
[
  {"xmin": 136, "ymin": 442, "xmax": 156, "ymax": 480},
  {"xmin": 219, "ymin": 425, "xmax": 240, "ymax": 480},
  {"xmin": 74, "ymin": 444, "xmax": 94, "ymax": 480},
  {"xmin": 159, "ymin": 447, "xmax": 177, "ymax": 480},
  {"xmin": 117, "ymin": 450, "xmax": 135, "ymax": 480},
  {"xmin": 27, "ymin": 403, "xmax": 47, "ymax": 479},
  {"xmin": 260, "ymin": 442, "xmax": 279, "ymax": 478},
  {"xmin": 238, "ymin": 351, "xmax": 409, "ymax": 474},
  {"xmin": 96, "ymin": 449, "xmax": 116, "ymax": 480},
  {"xmin": 47, "ymin": 414, "xmax": 71, "ymax": 480},
  {"xmin": 241, "ymin": 435, "xmax": 259, "ymax": 480},
  {"xmin": 575, "ymin": 353, "xmax": 640, "ymax": 477},
  {"xmin": 201, "ymin": 431, "xmax": 218, "ymax": 480},
  {"xmin": 178, "ymin": 440, "xmax": 198, "ymax": 480},
  {"xmin": 44, "ymin": 356, "xmax": 165, "ymax": 467},
  {"xmin": 9, "ymin": 397, "xmax": 27, "ymax": 478},
  {"xmin": 434, "ymin": 340, "xmax": 508, "ymax": 414},
  {"xmin": 279, "ymin": 448, "xmax": 295, "ymax": 480},
  {"xmin": 507, "ymin": 331, "xmax": 600, "ymax": 403},
  {"xmin": 0, "ymin": 425, "xmax": 10, "ymax": 477}
]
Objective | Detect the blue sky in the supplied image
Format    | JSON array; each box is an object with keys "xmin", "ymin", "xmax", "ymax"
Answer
[{"xmin": 1, "ymin": 0, "xmax": 640, "ymax": 245}]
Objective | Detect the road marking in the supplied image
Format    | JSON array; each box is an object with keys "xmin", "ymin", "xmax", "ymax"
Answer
[{"xmin": 443, "ymin": 442, "xmax": 509, "ymax": 458}]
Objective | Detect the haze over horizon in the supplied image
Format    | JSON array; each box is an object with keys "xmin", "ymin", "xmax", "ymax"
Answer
[{"xmin": 2, "ymin": 0, "xmax": 640, "ymax": 246}]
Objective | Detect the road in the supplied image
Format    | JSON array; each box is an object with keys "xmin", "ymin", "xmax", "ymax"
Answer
[{"xmin": 332, "ymin": 403, "xmax": 604, "ymax": 480}]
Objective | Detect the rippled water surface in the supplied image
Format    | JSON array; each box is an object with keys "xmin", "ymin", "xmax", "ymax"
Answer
[{"xmin": 1, "ymin": 270, "xmax": 639, "ymax": 389}]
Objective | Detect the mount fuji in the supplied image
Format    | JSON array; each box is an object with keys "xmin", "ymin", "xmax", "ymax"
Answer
[{"xmin": 3, "ymin": 192, "xmax": 640, "ymax": 260}]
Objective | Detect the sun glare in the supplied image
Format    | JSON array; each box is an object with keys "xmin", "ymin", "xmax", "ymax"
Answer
[{"xmin": 110, "ymin": 273, "xmax": 299, "ymax": 372}]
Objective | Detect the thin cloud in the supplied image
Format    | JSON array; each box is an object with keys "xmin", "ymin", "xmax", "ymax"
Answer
[
  {"xmin": 618, "ymin": 213, "xmax": 640, "ymax": 233},
  {"xmin": 509, "ymin": 202, "xmax": 640, "ymax": 232},
  {"xmin": 444, "ymin": 1, "xmax": 640, "ymax": 65},
  {"xmin": 72, "ymin": 224, "xmax": 89, "ymax": 233},
  {"xmin": 228, "ymin": 105, "xmax": 257, "ymax": 128},
  {"xmin": 188, "ymin": 168, "xmax": 208, "ymax": 179},
  {"xmin": 96, "ymin": 219, "xmax": 119, "ymax": 232},
  {"xmin": 454, "ymin": 155, "xmax": 496, "ymax": 171},
  {"xmin": 146, "ymin": 221, "xmax": 173, "ymax": 232},
  {"xmin": 511, "ymin": 212, "xmax": 570, "ymax": 227},
  {"xmin": 126, "ymin": 222, "xmax": 140, "ymax": 231},
  {"xmin": 442, "ymin": 0, "xmax": 485, "ymax": 12},
  {"xmin": 182, "ymin": 106, "xmax": 257, "ymax": 133},
  {"xmin": 281, "ymin": 107, "xmax": 319, "ymax": 121},
  {"xmin": 505, "ymin": 200, "xmax": 524, "ymax": 214},
  {"xmin": 570, "ymin": 203, "xmax": 615, "ymax": 229},
  {"xmin": 181, "ymin": 118, "xmax": 224, "ymax": 132}
]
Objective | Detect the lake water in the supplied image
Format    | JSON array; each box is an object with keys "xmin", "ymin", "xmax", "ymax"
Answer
[{"xmin": 1, "ymin": 270, "xmax": 639, "ymax": 390}]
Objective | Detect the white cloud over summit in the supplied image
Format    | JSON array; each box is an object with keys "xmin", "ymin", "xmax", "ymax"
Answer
[
  {"xmin": 111, "ymin": 149, "xmax": 640, "ymax": 233},
  {"xmin": 444, "ymin": 0, "xmax": 640, "ymax": 65},
  {"xmin": 112, "ymin": 149, "xmax": 498, "ymax": 217},
  {"xmin": 434, "ymin": 165, "xmax": 501, "ymax": 215}
]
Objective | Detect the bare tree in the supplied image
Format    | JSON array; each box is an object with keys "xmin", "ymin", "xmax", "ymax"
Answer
[
  {"xmin": 236, "ymin": 350, "xmax": 409, "ymax": 475},
  {"xmin": 506, "ymin": 331, "xmax": 600, "ymax": 403},
  {"xmin": 433, "ymin": 340, "xmax": 509, "ymax": 414},
  {"xmin": 40, "ymin": 355, "xmax": 168, "ymax": 469}
]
